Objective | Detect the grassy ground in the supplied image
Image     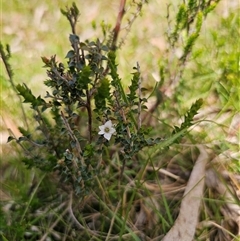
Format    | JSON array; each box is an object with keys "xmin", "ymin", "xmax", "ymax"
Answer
[{"xmin": 1, "ymin": 0, "xmax": 239, "ymax": 240}]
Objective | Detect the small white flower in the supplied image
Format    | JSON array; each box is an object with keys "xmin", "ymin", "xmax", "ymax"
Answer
[{"xmin": 98, "ymin": 120, "xmax": 116, "ymax": 141}]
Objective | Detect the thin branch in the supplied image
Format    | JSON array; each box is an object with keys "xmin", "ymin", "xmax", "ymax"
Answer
[
  {"xmin": 68, "ymin": 191, "xmax": 106, "ymax": 238},
  {"xmin": 86, "ymin": 89, "xmax": 92, "ymax": 142},
  {"xmin": 118, "ymin": 0, "xmax": 146, "ymax": 48},
  {"xmin": 60, "ymin": 111, "xmax": 84, "ymax": 167},
  {"xmin": 111, "ymin": 0, "xmax": 126, "ymax": 51},
  {"xmin": 0, "ymin": 42, "xmax": 29, "ymax": 130},
  {"xmin": 102, "ymin": 0, "xmax": 126, "ymax": 77}
]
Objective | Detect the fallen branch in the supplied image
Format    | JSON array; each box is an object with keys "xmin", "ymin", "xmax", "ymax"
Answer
[{"xmin": 162, "ymin": 145, "xmax": 208, "ymax": 241}]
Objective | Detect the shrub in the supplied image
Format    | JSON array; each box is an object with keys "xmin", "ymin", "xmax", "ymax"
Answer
[{"xmin": 1, "ymin": 1, "xmax": 239, "ymax": 240}]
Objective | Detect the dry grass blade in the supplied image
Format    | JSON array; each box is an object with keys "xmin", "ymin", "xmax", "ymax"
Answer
[
  {"xmin": 0, "ymin": 189, "xmax": 12, "ymax": 201},
  {"xmin": 205, "ymin": 167, "xmax": 240, "ymax": 238},
  {"xmin": 162, "ymin": 145, "xmax": 208, "ymax": 241}
]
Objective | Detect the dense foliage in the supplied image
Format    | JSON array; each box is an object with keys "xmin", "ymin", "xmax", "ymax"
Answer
[{"xmin": 1, "ymin": 1, "xmax": 239, "ymax": 240}]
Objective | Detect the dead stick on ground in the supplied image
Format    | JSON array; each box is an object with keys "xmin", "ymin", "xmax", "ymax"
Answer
[{"xmin": 162, "ymin": 145, "xmax": 208, "ymax": 241}]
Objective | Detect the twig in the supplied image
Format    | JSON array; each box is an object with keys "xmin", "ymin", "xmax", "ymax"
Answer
[
  {"xmin": 118, "ymin": 0, "xmax": 147, "ymax": 49},
  {"xmin": 60, "ymin": 111, "xmax": 84, "ymax": 167},
  {"xmin": 111, "ymin": 0, "xmax": 126, "ymax": 50},
  {"xmin": 102, "ymin": 0, "xmax": 126, "ymax": 78},
  {"xmin": 0, "ymin": 42, "xmax": 29, "ymax": 130},
  {"xmin": 86, "ymin": 89, "xmax": 92, "ymax": 142},
  {"xmin": 68, "ymin": 191, "xmax": 85, "ymax": 230},
  {"xmin": 67, "ymin": 191, "xmax": 106, "ymax": 238}
]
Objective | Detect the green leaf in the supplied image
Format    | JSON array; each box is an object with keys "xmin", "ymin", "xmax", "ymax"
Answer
[
  {"xmin": 108, "ymin": 51, "xmax": 137, "ymax": 128},
  {"xmin": 108, "ymin": 51, "xmax": 119, "ymax": 83},
  {"xmin": 203, "ymin": 2, "xmax": 218, "ymax": 16},
  {"xmin": 187, "ymin": 0, "xmax": 196, "ymax": 12},
  {"xmin": 148, "ymin": 128, "xmax": 188, "ymax": 159},
  {"xmin": 77, "ymin": 65, "xmax": 92, "ymax": 88},
  {"xmin": 16, "ymin": 84, "xmax": 45, "ymax": 108},
  {"xmin": 128, "ymin": 70, "xmax": 140, "ymax": 102},
  {"xmin": 7, "ymin": 136, "xmax": 15, "ymax": 143},
  {"xmin": 0, "ymin": 234, "xmax": 9, "ymax": 241},
  {"xmin": 101, "ymin": 45, "xmax": 109, "ymax": 51},
  {"xmin": 83, "ymin": 143, "xmax": 95, "ymax": 157},
  {"xmin": 22, "ymin": 157, "xmax": 34, "ymax": 169},
  {"xmin": 71, "ymin": 2, "xmax": 80, "ymax": 16},
  {"xmin": 94, "ymin": 78, "xmax": 110, "ymax": 110},
  {"xmin": 69, "ymin": 34, "xmax": 79, "ymax": 45},
  {"xmin": 181, "ymin": 32, "xmax": 199, "ymax": 61},
  {"xmin": 176, "ymin": 4, "xmax": 188, "ymax": 30},
  {"xmin": 65, "ymin": 50, "xmax": 75, "ymax": 59},
  {"xmin": 172, "ymin": 98, "xmax": 203, "ymax": 142},
  {"xmin": 196, "ymin": 11, "xmax": 203, "ymax": 33},
  {"xmin": 18, "ymin": 127, "xmax": 30, "ymax": 137},
  {"xmin": 64, "ymin": 150, "xmax": 73, "ymax": 161},
  {"xmin": 18, "ymin": 136, "xmax": 28, "ymax": 142}
]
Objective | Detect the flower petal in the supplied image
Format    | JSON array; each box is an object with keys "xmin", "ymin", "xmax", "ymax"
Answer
[
  {"xmin": 105, "ymin": 120, "xmax": 112, "ymax": 127},
  {"xmin": 104, "ymin": 133, "xmax": 111, "ymax": 140},
  {"xmin": 99, "ymin": 125, "xmax": 105, "ymax": 131},
  {"xmin": 98, "ymin": 130, "xmax": 105, "ymax": 135}
]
